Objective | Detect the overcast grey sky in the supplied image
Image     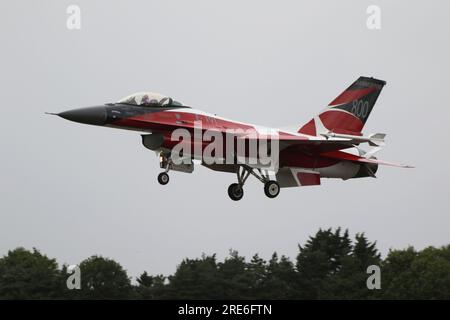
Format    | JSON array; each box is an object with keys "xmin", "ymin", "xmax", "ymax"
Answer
[{"xmin": 1, "ymin": 0, "xmax": 449, "ymax": 279}]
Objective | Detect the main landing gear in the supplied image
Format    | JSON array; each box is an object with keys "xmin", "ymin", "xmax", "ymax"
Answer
[
  {"xmin": 157, "ymin": 152, "xmax": 171, "ymax": 185},
  {"xmin": 227, "ymin": 165, "xmax": 280, "ymax": 201},
  {"xmin": 228, "ymin": 183, "xmax": 244, "ymax": 201}
]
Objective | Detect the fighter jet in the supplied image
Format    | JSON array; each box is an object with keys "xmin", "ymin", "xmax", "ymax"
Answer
[{"xmin": 50, "ymin": 76, "xmax": 411, "ymax": 200}]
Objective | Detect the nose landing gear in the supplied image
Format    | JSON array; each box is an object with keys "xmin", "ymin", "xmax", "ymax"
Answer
[
  {"xmin": 158, "ymin": 172, "xmax": 170, "ymax": 185},
  {"xmin": 157, "ymin": 152, "xmax": 171, "ymax": 185}
]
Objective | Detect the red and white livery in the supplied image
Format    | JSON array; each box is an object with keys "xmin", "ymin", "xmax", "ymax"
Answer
[{"xmin": 52, "ymin": 76, "xmax": 412, "ymax": 200}]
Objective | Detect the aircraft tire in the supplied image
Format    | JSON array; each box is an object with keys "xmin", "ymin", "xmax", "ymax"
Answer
[
  {"xmin": 158, "ymin": 172, "xmax": 170, "ymax": 185},
  {"xmin": 264, "ymin": 180, "xmax": 280, "ymax": 198},
  {"xmin": 228, "ymin": 183, "xmax": 244, "ymax": 201}
]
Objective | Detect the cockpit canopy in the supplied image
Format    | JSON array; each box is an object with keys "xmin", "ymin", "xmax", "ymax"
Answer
[{"xmin": 117, "ymin": 92, "xmax": 183, "ymax": 107}]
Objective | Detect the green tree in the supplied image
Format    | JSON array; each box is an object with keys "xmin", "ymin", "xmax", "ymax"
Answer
[
  {"xmin": 262, "ymin": 253, "xmax": 298, "ymax": 299},
  {"xmin": 0, "ymin": 248, "xmax": 63, "ymax": 299},
  {"xmin": 246, "ymin": 254, "xmax": 267, "ymax": 298},
  {"xmin": 2, "ymin": 228, "xmax": 450, "ymax": 300},
  {"xmin": 380, "ymin": 246, "xmax": 417, "ymax": 299},
  {"xmin": 296, "ymin": 228, "xmax": 353, "ymax": 298},
  {"xmin": 382, "ymin": 246, "xmax": 450, "ymax": 299},
  {"xmin": 328, "ymin": 233, "xmax": 381, "ymax": 299},
  {"xmin": 66, "ymin": 255, "xmax": 133, "ymax": 299},
  {"xmin": 166, "ymin": 254, "xmax": 220, "ymax": 299},
  {"xmin": 135, "ymin": 271, "xmax": 166, "ymax": 299},
  {"xmin": 217, "ymin": 250, "xmax": 254, "ymax": 299},
  {"xmin": 353, "ymin": 233, "xmax": 381, "ymax": 269}
]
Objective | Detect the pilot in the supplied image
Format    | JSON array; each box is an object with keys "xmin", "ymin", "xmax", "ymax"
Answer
[
  {"xmin": 142, "ymin": 94, "xmax": 159, "ymax": 105},
  {"xmin": 142, "ymin": 94, "xmax": 150, "ymax": 105}
]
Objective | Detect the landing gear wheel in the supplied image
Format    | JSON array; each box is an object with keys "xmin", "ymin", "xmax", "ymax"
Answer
[
  {"xmin": 264, "ymin": 180, "xmax": 280, "ymax": 198},
  {"xmin": 157, "ymin": 172, "xmax": 169, "ymax": 185},
  {"xmin": 228, "ymin": 183, "xmax": 244, "ymax": 201}
]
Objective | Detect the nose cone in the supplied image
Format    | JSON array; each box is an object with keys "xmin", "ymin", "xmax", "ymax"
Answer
[{"xmin": 58, "ymin": 106, "xmax": 107, "ymax": 126}]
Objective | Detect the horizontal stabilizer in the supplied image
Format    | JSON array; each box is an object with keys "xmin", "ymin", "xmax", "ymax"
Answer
[{"xmin": 368, "ymin": 133, "xmax": 386, "ymax": 146}]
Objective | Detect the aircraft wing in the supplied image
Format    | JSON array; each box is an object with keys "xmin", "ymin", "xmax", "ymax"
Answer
[
  {"xmin": 320, "ymin": 150, "xmax": 414, "ymax": 168},
  {"xmin": 237, "ymin": 130, "xmax": 393, "ymax": 153},
  {"xmin": 237, "ymin": 132, "xmax": 358, "ymax": 153}
]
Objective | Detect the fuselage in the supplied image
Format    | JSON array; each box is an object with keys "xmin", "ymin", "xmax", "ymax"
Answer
[{"xmin": 58, "ymin": 102, "xmax": 373, "ymax": 181}]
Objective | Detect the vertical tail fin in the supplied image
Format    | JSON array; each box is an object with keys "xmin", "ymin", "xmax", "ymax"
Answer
[{"xmin": 299, "ymin": 76, "xmax": 386, "ymax": 136}]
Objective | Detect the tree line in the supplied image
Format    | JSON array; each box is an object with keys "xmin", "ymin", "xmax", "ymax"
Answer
[{"xmin": 1, "ymin": 227, "xmax": 449, "ymax": 299}]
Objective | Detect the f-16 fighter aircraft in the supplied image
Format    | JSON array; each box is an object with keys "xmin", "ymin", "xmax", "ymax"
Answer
[{"xmin": 50, "ymin": 76, "xmax": 411, "ymax": 200}]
